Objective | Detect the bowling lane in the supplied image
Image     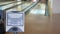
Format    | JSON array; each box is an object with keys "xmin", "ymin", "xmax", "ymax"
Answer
[
  {"xmin": 24, "ymin": 2, "xmax": 51, "ymax": 34},
  {"xmin": 0, "ymin": 1, "xmax": 14, "ymax": 5},
  {"xmin": 0, "ymin": 2, "xmax": 22, "ymax": 10},
  {"xmin": 6, "ymin": 1, "xmax": 33, "ymax": 12}
]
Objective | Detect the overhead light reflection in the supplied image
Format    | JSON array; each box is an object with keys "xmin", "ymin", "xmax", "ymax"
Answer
[{"xmin": 17, "ymin": 2, "xmax": 21, "ymax": 4}]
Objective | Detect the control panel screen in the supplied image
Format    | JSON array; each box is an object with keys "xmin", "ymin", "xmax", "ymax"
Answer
[{"xmin": 6, "ymin": 13, "xmax": 24, "ymax": 26}]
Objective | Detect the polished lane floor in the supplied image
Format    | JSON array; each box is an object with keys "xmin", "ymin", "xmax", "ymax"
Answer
[{"xmin": 23, "ymin": 2, "xmax": 52, "ymax": 34}]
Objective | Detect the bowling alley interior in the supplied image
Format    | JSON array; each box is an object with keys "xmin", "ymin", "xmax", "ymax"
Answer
[{"xmin": 0, "ymin": 0, "xmax": 60, "ymax": 34}]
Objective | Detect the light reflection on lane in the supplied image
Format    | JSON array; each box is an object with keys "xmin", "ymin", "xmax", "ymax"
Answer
[
  {"xmin": 30, "ymin": 9, "xmax": 45, "ymax": 15},
  {"xmin": 17, "ymin": 2, "xmax": 33, "ymax": 11},
  {"xmin": 30, "ymin": 3, "xmax": 46, "ymax": 15}
]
